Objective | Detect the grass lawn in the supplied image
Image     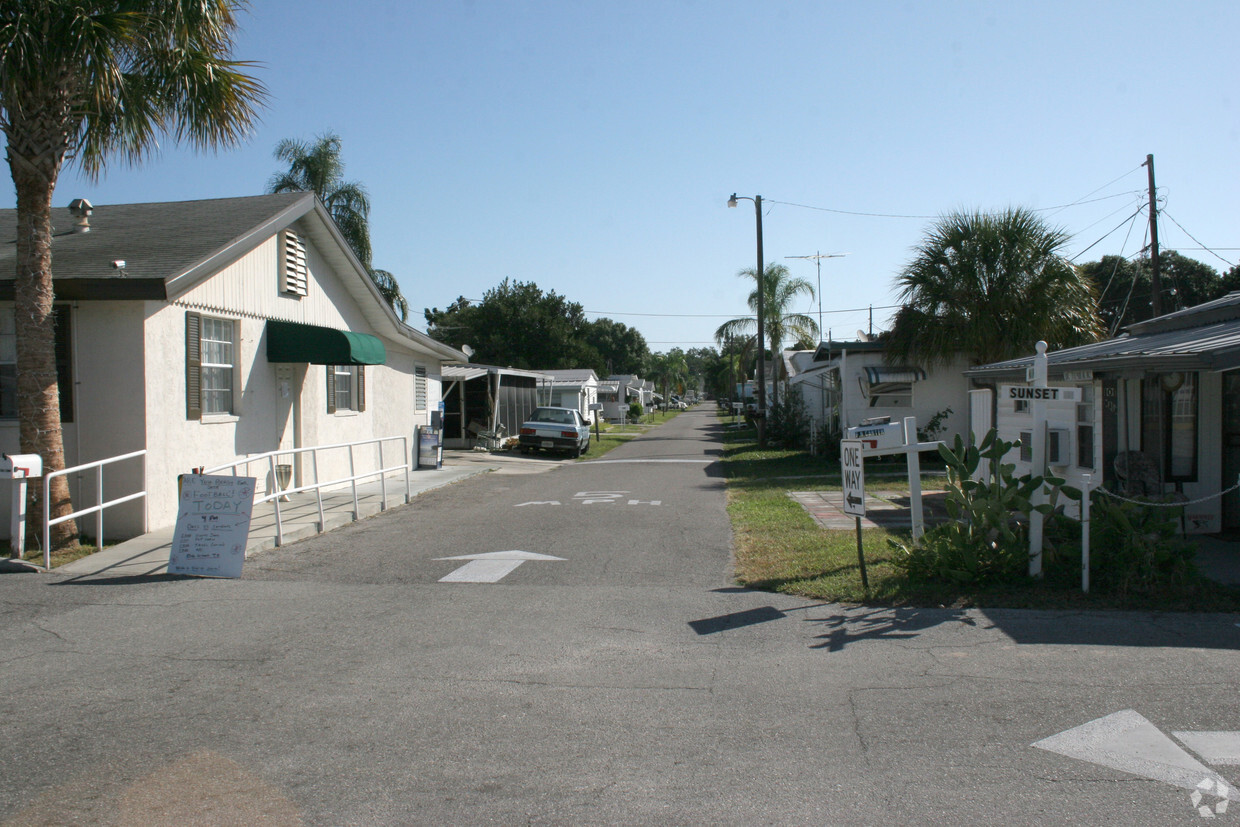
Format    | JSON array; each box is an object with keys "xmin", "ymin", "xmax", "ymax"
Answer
[
  {"xmin": 721, "ymin": 418, "xmax": 1240, "ymax": 611},
  {"xmin": 3, "ymin": 540, "xmax": 103, "ymax": 569}
]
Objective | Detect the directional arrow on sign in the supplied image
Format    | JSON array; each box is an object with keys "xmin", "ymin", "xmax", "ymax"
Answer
[
  {"xmin": 846, "ymin": 494, "xmax": 864, "ymax": 509},
  {"xmin": 436, "ymin": 550, "xmax": 565, "ymax": 583}
]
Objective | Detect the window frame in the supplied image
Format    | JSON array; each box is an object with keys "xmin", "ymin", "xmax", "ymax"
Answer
[
  {"xmin": 186, "ymin": 311, "xmax": 237, "ymax": 420},
  {"xmin": 326, "ymin": 364, "xmax": 366, "ymax": 413},
  {"xmin": 0, "ymin": 304, "xmax": 74, "ymax": 423},
  {"xmin": 1140, "ymin": 371, "xmax": 1199, "ymax": 483},
  {"xmin": 1076, "ymin": 383, "xmax": 1095, "ymax": 470}
]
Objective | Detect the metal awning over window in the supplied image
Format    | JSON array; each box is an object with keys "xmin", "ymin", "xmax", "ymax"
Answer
[
  {"xmin": 266, "ymin": 320, "xmax": 386, "ymax": 365},
  {"xmin": 863, "ymin": 366, "xmax": 926, "ymax": 384}
]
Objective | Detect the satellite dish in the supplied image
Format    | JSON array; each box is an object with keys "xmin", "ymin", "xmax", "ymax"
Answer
[
  {"xmin": 461, "ymin": 344, "xmax": 475, "ymax": 358},
  {"xmin": 856, "ymin": 330, "xmax": 870, "ymax": 342}
]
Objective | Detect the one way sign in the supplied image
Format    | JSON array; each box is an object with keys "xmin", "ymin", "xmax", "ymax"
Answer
[{"xmin": 840, "ymin": 439, "xmax": 866, "ymax": 517}]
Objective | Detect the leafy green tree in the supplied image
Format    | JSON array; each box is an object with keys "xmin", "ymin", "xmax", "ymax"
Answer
[
  {"xmin": 1080, "ymin": 251, "xmax": 1221, "ymax": 334},
  {"xmin": 424, "ymin": 279, "xmax": 602, "ymax": 370},
  {"xmin": 1220, "ymin": 264, "xmax": 1240, "ymax": 295},
  {"xmin": 0, "ymin": 0, "xmax": 265, "ymax": 546},
  {"xmin": 714, "ymin": 263, "xmax": 817, "ymax": 408},
  {"xmin": 267, "ymin": 132, "xmax": 409, "ymax": 320},
  {"xmin": 582, "ymin": 317, "xmax": 650, "ymax": 376},
  {"xmin": 683, "ymin": 346, "xmax": 718, "ymax": 395},
  {"xmin": 886, "ymin": 208, "xmax": 1104, "ymax": 367}
]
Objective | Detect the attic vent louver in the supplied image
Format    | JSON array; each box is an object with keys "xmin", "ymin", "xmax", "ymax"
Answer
[
  {"xmin": 280, "ymin": 229, "xmax": 308, "ymax": 296},
  {"xmin": 68, "ymin": 198, "xmax": 92, "ymax": 233}
]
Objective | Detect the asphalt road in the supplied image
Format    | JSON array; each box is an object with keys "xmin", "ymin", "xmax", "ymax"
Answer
[{"xmin": 1, "ymin": 406, "xmax": 1239, "ymax": 825}]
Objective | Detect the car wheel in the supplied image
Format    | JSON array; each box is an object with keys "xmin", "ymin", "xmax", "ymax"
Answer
[{"xmin": 572, "ymin": 441, "xmax": 582, "ymax": 458}]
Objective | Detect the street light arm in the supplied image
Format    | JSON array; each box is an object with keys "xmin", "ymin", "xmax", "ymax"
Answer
[{"xmin": 727, "ymin": 192, "xmax": 766, "ymax": 446}]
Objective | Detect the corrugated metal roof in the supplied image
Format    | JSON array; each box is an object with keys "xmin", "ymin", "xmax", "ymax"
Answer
[
  {"xmin": 442, "ymin": 363, "xmax": 551, "ymax": 380},
  {"xmin": 442, "ymin": 365, "xmax": 488, "ymax": 382},
  {"xmin": 968, "ymin": 316, "xmax": 1240, "ymax": 378}
]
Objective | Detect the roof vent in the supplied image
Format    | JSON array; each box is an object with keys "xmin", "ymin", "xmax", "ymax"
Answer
[{"xmin": 68, "ymin": 198, "xmax": 93, "ymax": 233}]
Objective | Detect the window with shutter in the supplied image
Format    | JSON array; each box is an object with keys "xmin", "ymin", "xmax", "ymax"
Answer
[
  {"xmin": 0, "ymin": 305, "xmax": 74, "ymax": 421},
  {"xmin": 185, "ymin": 312, "xmax": 202, "ymax": 420},
  {"xmin": 280, "ymin": 229, "xmax": 308, "ymax": 296},
  {"xmin": 187, "ymin": 312, "xmax": 236, "ymax": 419},
  {"xmin": 327, "ymin": 365, "xmax": 364, "ymax": 413}
]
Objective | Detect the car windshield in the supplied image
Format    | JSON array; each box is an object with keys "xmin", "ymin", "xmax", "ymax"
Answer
[{"xmin": 530, "ymin": 408, "xmax": 574, "ymax": 425}]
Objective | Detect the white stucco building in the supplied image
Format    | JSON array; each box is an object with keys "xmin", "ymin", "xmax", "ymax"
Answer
[
  {"xmin": 0, "ymin": 193, "xmax": 465, "ymax": 541},
  {"xmin": 967, "ymin": 293, "xmax": 1240, "ymax": 534},
  {"xmin": 787, "ymin": 340, "xmax": 972, "ymax": 444}
]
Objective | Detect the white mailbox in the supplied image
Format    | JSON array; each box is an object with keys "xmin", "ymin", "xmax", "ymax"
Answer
[
  {"xmin": 0, "ymin": 453, "xmax": 42, "ymax": 479},
  {"xmin": 2, "ymin": 452, "xmax": 42, "ymax": 561},
  {"xmin": 845, "ymin": 417, "xmax": 905, "ymax": 451}
]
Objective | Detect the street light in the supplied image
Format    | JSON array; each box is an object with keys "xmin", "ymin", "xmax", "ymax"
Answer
[{"xmin": 728, "ymin": 193, "xmax": 766, "ymax": 447}]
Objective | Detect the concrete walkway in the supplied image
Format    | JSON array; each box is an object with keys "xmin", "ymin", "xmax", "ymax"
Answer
[{"xmin": 24, "ymin": 449, "xmax": 559, "ymax": 581}]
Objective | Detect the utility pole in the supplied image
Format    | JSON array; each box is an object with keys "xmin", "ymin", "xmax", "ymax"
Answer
[{"xmin": 1144, "ymin": 154, "xmax": 1163, "ymax": 318}]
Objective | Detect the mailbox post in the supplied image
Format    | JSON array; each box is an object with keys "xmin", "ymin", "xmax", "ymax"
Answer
[{"xmin": 0, "ymin": 453, "xmax": 43, "ymax": 559}]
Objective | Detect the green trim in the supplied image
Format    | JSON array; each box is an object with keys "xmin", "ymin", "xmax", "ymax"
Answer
[{"xmin": 266, "ymin": 320, "xmax": 386, "ymax": 365}]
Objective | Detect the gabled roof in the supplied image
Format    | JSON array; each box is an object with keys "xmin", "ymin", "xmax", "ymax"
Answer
[
  {"xmin": 541, "ymin": 369, "xmax": 599, "ymax": 384},
  {"xmin": 0, "ymin": 193, "xmax": 465, "ymax": 361},
  {"xmin": 967, "ymin": 292, "xmax": 1240, "ymax": 379}
]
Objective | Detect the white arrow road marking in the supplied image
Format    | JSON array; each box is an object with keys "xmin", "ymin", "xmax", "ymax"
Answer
[
  {"xmin": 1173, "ymin": 732, "xmax": 1240, "ymax": 765},
  {"xmin": 1033, "ymin": 710, "xmax": 1239, "ymax": 801},
  {"xmin": 436, "ymin": 550, "xmax": 565, "ymax": 583}
]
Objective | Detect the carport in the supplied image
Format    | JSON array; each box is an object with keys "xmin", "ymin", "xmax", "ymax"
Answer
[{"xmin": 441, "ymin": 364, "xmax": 551, "ymax": 448}]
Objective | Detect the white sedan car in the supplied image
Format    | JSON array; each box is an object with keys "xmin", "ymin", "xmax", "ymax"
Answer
[{"xmin": 518, "ymin": 407, "xmax": 591, "ymax": 457}]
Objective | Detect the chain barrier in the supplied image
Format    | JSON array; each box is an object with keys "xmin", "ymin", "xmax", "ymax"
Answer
[{"xmin": 1091, "ymin": 478, "xmax": 1240, "ymax": 508}]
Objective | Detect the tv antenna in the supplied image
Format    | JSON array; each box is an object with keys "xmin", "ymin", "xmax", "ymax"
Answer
[{"xmin": 785, "ymin": 251, "xmax": 848, "ymax": 337}]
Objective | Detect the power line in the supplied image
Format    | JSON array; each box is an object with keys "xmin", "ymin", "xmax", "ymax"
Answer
[
  {"xmin": 1161, "ymin": 210, "xmax": 1237, "ymax": 268},
  {"xmin": 1069, "ymin": 208, "xmax": 1145, "ymax": 262},
  {"xmin": 767, "ymin": 186, "xmax": 1144, "ymax": 222}
]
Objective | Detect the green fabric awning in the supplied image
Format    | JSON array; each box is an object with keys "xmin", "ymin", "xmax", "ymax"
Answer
[{"xmin": 266, "ymin": 320, "xmax": 386, "ymax": 365}]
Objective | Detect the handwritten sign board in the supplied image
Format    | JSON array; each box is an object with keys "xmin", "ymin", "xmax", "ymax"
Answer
[{"xmin": 168, "ymin": 474, "xmax": 256, "ymax": 578}]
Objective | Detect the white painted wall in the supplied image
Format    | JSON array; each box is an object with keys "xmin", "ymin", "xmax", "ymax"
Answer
[
  {"xmin": 0, "ymin": 226, "xmax": 452, "ymax": 544},
  {"xmin": 990, "ymin": 374, "xmax": 1222, "ymax": 531}
]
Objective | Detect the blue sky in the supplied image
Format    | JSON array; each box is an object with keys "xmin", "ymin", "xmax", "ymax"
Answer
[{"xmin": 5, "ymin": 0, "xmax": 1238, "ymax": 354}]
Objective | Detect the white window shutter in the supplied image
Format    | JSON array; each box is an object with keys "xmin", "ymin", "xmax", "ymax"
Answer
[{"xmin": 280, "ymin": 230, "xmax": 308, "ymax": 296}]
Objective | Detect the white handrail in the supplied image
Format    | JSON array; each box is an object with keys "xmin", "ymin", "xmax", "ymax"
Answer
[
  {"xmin": 200, "ymin": 435, "xmax": 410, "ymax": 546},
  {"xmin": 42, "ymin": 449, "xmax": 148, "ymax": 569}
]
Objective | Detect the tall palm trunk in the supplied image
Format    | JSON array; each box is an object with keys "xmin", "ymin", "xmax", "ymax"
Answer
[{"xmin": 10, "ymin": 157, "xmax": 78, "ymax": 548}]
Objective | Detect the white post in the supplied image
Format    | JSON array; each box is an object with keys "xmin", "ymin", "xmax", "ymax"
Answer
[
  {"xmin": 1029, "ymin": 341, "xmax": 1048, "ymax": 577},
  {"xmin": 903, "ymin": 416, "xmax": 926, "ymax": 540},
  {"xmin": 1080, "ymin": 474, "xmax": 1092, "ymax": 593},
  {"xmin": 10, "ymin": 475, "xmax": 26, "ymax": 558}
]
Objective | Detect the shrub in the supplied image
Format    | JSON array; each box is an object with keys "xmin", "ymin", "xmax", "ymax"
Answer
[
  {"xmin": 1087, "ymin": 494, "xmax": 1196, "ymax": 596},
  {"xmin": 889, "ymin": 429, "xmax": 1077, "ymax": 585},
  {"xmin": 766, "ymin": 388, "xmax": 812, "ymax": 449},
  {"xmin": 627, "ymin": 400, "xmax": 644, "ymax": 421}
]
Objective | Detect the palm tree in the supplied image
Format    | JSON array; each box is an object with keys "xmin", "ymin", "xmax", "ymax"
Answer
[
  {"xmin": 886, "ymin": 208, "xmax": 1104, "ymax": 367},
  {"xmin": 0, "ymin": 1, "xmax": 265, "ymax": 548},
  {"xmin": 267, "ymin": 133, "xmax": 409, "ymax": 320},
  {"xmin": 714, "ymin": 263, "xmax": 817, "ymax": 409},
  {"xmin": 650, "ymin": 350, "xmax": 688, "ymax": 409}
]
